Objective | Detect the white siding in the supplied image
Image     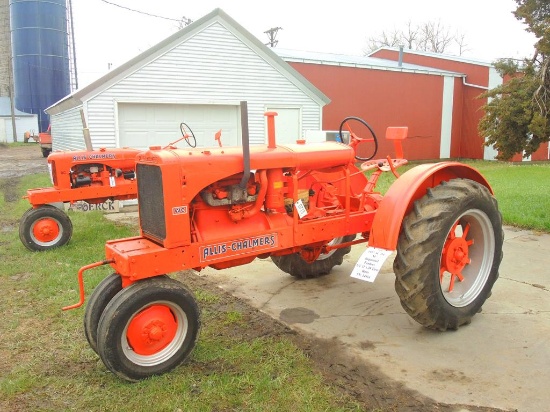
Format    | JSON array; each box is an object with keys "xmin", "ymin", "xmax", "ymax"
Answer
[
  {"xmin": 51, "ymin": 106, "xmax": 86, "ymax": 151},
  {"xmin": 0, "ymin": 115, "xmax": 38, "ymax": 142},
  {"xmin": 83, "ymin": 22, "xmax": 321, "ymax": 148}
]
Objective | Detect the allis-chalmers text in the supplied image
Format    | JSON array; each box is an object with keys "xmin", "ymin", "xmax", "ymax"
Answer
[{"xmin": 200, "ymin": 233, "xmax": 278, "ymax": 262}]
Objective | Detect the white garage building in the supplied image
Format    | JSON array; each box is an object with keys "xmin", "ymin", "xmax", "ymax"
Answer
[{"xmin": 46, "ymin": 8, "xmax": 329, "ymax": 151}]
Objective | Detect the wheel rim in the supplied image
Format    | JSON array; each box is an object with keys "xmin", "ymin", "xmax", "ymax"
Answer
[
  {"xmin": 123, "ymin": 301, "xmax": 188, "ymax": 366},
  {"xmin": 30, "ymin": 217, "xmax": 63, "ymax": 246},
  {"xmin": 439, "ymin": 209, "xmax": 495, "ymax": 307},
  {"xmin": 317, "ymin": 237, "xmax": 345, "ymax": 260}
]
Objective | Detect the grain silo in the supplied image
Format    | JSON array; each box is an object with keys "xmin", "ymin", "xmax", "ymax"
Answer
[{"xmin": 9, "ymin": 0, "xmax": 74, "ymax": 132}]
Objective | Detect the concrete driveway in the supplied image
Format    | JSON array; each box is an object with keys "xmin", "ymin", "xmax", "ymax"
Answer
[{"xmin": 201, "ymin": 226, "xmax": 550, "ymax": 412}]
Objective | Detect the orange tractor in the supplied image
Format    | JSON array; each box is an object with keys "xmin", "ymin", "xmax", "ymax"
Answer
[
  {"xmin": 19, "ymin": 147, "xmax": 141, "ymax": 251},
  {"xmin": 38, "ymin": 125, "xmax": 53, "ymax": 157},
  {"xmin": 64, "ymin": 103, "xmax": 503, "ymax": 382},
  {"xmin": 19, "ymin": 123, "xmax": 199, "ymax": 251}
]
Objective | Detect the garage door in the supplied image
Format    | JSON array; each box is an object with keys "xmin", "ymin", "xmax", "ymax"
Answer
[{"xmin": 118, "ymin": 103, "xmax": 239, "ymax": 149}]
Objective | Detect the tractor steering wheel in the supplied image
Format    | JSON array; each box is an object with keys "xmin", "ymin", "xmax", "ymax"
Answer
[
  {"xmin": 179, "ymin": 122, "xmax": 197, "ymax": 148},
  {"xmin": 338, "ymin": 116, "xmax": 378, "ymax": 161}
]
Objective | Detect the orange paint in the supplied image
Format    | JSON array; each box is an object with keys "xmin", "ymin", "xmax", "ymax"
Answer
[{"xmin": 68, "ymin": 113, "xmax": 494, "ymax": 310}]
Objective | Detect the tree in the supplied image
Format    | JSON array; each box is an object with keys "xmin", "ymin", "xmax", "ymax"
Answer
[
  {"xmin": 478, "ymin": 0, "xmax": 549, "ymax": 160},
  {"xmin": 364, "ymin": 20, "xmax": 468, "ymax": 55}
]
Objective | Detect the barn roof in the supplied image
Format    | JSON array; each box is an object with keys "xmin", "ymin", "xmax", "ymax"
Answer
[
  {"xmin": 275, "ymin": 48, "xmax": 465, "ymax": 77},
  {"xmin": 368, "ymin": 47, "xmax": 494, "ymax": 67},
  {"xmin": 46, "ymin": 8, "xmax": 330, "ymax": 116}
]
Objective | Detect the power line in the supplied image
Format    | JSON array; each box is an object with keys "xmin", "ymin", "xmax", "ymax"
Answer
[{"xmin": 99, "ymin": 0, "xmax": 179, "ymax": 22}]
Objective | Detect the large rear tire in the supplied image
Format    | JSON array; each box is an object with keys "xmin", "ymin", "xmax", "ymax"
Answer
[
  {"xmin": 19, "ymin": 205, "xmax": 73, "ymax": 251},
  {"xmin": 84, "ymin": 273, "xmax": 123, "ymax": 354},
  {"xmin": 272, "ymin": 235, "xmax": 356, "ymax": 279},
  {"xmin": 96, "ymin": 276, "xmax": 201, "ymax": 382},
  {"xmin": 394, "ymin": 179, "xmax": 503, "ymax": 331}
]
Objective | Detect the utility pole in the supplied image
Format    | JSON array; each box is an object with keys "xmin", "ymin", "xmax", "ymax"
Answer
[
  {"xmin": 8, "ymin": 72, "xmax": 17, "ymax": 142},
  {"xmin": 178, "ymin": 16, "xmax": 193, "ymax": 30},
  {"xmin": 264, "ymin": 27, "xmax": 282, "ymax": 48}
]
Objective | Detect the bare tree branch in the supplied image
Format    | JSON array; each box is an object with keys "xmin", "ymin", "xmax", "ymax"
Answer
[{"xmin": 364, "ymin": 20, "xmax": 466, "ymax": 55}]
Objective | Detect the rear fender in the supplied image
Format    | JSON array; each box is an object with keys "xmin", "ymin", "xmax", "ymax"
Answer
[{"xmin": 369, "ymin": 162, "xmax": 493, "ymax": 251}]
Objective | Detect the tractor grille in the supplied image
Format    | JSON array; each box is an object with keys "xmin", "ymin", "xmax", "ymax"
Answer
[{"xmin": 137, "ymin": 163, "xmax": 166, "ymax": 242}]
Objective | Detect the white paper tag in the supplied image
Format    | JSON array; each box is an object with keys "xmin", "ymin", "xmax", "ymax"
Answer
[
  {"xmin": 109, "ymin": 176, "xmax": 116, "ymax": 187},
  {"xmin": 351, "ymin": 247, "xmax": 393, "ymax": 282},
  {"xmin": 294, "ymin": 199, "xmax": 308, "ymax": 219}
]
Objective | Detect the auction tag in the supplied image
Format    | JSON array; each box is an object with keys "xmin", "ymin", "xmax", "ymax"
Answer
[
  {"xmin": 109, "ymin": 176, "xmax": 116, "ymax": 187},
  {"xmin": 294, "ymin": 199, "xmax": 308, "ymax": 219},
  {"xmin": 351, "ymin": 247, "xmax": 393, "ymax": 282}
]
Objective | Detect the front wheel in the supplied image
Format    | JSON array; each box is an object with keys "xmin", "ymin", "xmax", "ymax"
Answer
[
  {"xmin": 96, "ymin": 276, "xmax": 201, "ymax": 382},
  {"xmin": 19, "ymin": 205, "xmax": 73, "ymax": 251},
  {"xmin": 272, "ymin": 235, "xmax": 356, "ymax": 279},
  {"xmin": 394, "ymin": 179, "xmax": 503, "ymax": 331},
  {"xmin": 84, "ymin": 273, "xmax": 123, "ymax": 354}
]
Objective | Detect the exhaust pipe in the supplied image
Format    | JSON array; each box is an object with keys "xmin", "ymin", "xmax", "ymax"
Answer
[{"xmin": 239, "ymin": 101, "xmax": 251, "ymax": 189}]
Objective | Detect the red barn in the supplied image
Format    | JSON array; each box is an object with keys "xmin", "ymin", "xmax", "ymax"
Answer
[{"xmin": 278, "ymin": 47, "xmax": 549, "ymax": 162}]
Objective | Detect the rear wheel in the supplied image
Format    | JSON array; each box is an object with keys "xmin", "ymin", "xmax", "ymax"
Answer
[
  {"xmin": 272, "ymin": 235, "xmax": 356, "ymax": 279},
  {"xmin": 394, "ymin": 179, "xmax": 503, "ymax": 330},
  {"xmin": 96, "ymin": 276, "xmax": 201, "ymax": 382},
  {"xmin": 84, "ymin": 273, "xmax": 123, "ymax": 354},
  {"xmin": 19, "ymin": 205, "xmax": 73, "ymax": 251}
]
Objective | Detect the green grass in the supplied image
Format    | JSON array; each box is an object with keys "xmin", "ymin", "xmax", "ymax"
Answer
[
  {"xmin": 371, "ymin": 159, "xmax": 550, "ymax": 232},
  {"xmin": 0, "ymin": 141, "xmax": 36, "ymax": 148},
  {"xmin": 461, "ymin": 160, "xmax": 550, "ymax": 232},
  {"xmin": 1, "ymin": 158, "xmax": 548, "ymax": 411},
  {"xmin": 0, "ymin": 174, "xmax": 362, "ymax": 411}
]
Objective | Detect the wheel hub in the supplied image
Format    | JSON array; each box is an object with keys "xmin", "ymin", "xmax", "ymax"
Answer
[
  {"xmin": 441, "ymin": 222, "xmax": 473, "ymax": 292},
  {"xmin": 32, "ymin": 218, "xmax": 60, "ymax": 242},
  {"xmin": 444, "ymin": 237, "xmax": 470, "ymax": 272},
  {"xmin": 127, "ymin": 305, "xmax": 177, "ymax": 356}
]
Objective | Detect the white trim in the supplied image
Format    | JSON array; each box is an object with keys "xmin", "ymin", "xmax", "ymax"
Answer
[
  {"xmin": 440, "ymin": 76, "xmax": 454, "ymax": 159},
  {"xmin": 113, "ymin": 97, "xmax": 243, "ymax": 106},
  {"xmin": 483, "ymin": 67, "xmax": 504, "ymax": 160}
]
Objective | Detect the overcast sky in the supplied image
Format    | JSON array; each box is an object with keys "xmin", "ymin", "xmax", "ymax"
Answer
[{"xmin": 71, "ymin": 0, "xmax": 538, "ymax": 87}]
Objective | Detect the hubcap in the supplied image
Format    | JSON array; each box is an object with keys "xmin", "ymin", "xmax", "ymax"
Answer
[
  {"xmin": 31, "ymin": 217, "xmax": 62, "ymax": 245},
  {"xmin": 123, "ymin": 301, "xmax": 188, "ymax": 366},
  {"xmin": 127, "ymin": 305, "xmax": 178, "ymax": 356}
]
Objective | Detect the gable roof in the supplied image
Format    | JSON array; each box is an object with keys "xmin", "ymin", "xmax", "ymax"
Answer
[{"xmin": 46, "ymin": 8, "xmax": 330, "ymax": 116}]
